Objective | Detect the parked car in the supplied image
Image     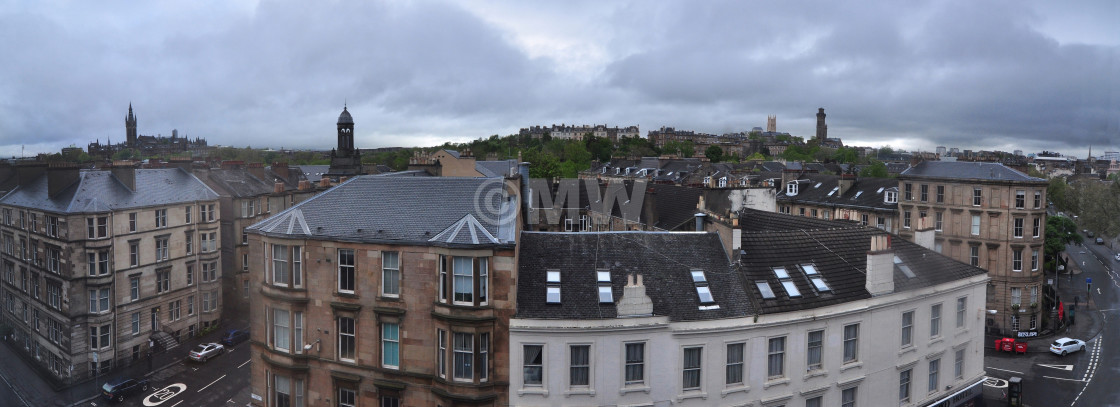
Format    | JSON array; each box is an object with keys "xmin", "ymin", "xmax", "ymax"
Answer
[
  {"xmin": 102, "ymin": 377, "xmax": 149, "ymax": 402},
  {"xmin": 1096, "ymin": 237, "xmax": 1105, "ymax": 245},
  {"xmin": 188, "ymin": 342, "xmax": 225, "ymax": 362},
  {"xmin": 1050, "ymin": 337, "xmax": 1086, "ymax": 356},
  {"xmin": 1114, "ymin": 253, "xmax": 1119, "ymax": 261},
  {"xmin": 1087, "ymin": 230, "xmax": 1094, "ymax": 238},
  {"xmin": 220, "ymin": 329, "xmax": 250, "ymax": 347}
]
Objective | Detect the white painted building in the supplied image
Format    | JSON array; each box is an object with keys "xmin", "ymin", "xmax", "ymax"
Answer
[{"xmin": 511, "ymin": 211, "xmax": 988, "ymax": 407}]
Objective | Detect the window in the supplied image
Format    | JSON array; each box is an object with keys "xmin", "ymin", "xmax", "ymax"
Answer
[
  {"xmin": 726, "ymin": 342, "xmax": 744, "ymax": 385},
  {"xmin": 185, "ymin": 233, "xmax": 193, "ymax": 255},
  {"xmin": 86, "ymin": 251, "xmax": 110, "ymax": 276},
  {"xmin": 90, "ymin": 324, "xmax": 111, "ymax": 349},
  {"xmin": 807, "ymin": 329, "xmax": 823, "ymax": 371},
  {"xmin": 128, "ymin": 213, "xmax": 136, "ymax": 232},
  {"xmin": 899, "ymin": 368, "xmax": 912, "ymax": 402},
  {"xmin": 382, "ymin": 323, "xmax": 399, "ymax": 368},
  {"xmin": 842, "ymin": 387, "xmax": 857, "ymax": 407},
  {"xmin": 187, "ymin": 264, "xmax": 194, "ymax": 285},
  {"xmin": 243, "ymin": 254, "xmax": 249, "ymax": 272},
  {"xmin": 29, "ymin": 213, "xmax": 37, "ymax": 232},
  {"xmin": 201, "ymin": 232, "xmax": 216, "ymax": 252},
  {"xmin": 272, "ymin": 244, "xmax": 289, "ymax": 286},
  {"xmin": 168, "ymin": 300, "xmax": 180, "ymax": 321},
  {"xmin": 901, "ymin": 311, "xmax": 914, "ymax": 347},
  {"xmin": 802, "ymin": 264, "xmax": 830, "ymax": 292},
  {"xmin": 271, "ymin": 308, "xmax": 291, "ymax": 352},
  {"xmin": 955, "ymin": 348, "xmax": 965, "ymax": 380},
  {"xmin": 1013, "ymin": 218, "xmax": 1024, "ymax": 238},
  {"xmin": 1011, "ymin": 315, "xmax": 1020, "ymax": 331},
  {"xmin": 241, "ymin": 230, "xmax": 247, "ymax": 245},
  {"xmin": 904, "ymin": 183, "xmax": 912, "ymax": 200},
  {"xmin": 157, "ymin": 271, "xmax": 170, "ymax": 293},
  {"xmin": 624, "ymin": 342, "xmax": 645, "ymax": 385},
  {"xmin": 691, "ymin": 269, "xmax": 715, "ymax": 303},
  {"xmin": 130, "ymin": 241, "xmax": 139, "ymax": 266},
  {"xmin": 935, "ymin": 212, "xmax": 943, "ymax": 231},
  {"xmin": 956, "ymin": 297, "xmax": 967, "ymax": 328},
  {"xmin": 46, "ymin": 247, "xmax": 60, "ymax": 273},
  {"xmin": 337, "ymin": 249, "xmax": 355, "ymax": 293},
  {"xmin": 1034, "ymin": 191, "xmax": 1042, "ymax": 208},
  {"xmin": 767, "ymin": 337, "xmax": 785, "ymax": 378},
  {"xmin": 1013, "ymin": 250, "xmax": 1023, "ymax": 271},
  {"xmin": 202, "ymin": 291, "xmax": 217, "ymax": 312},
  {"xmin": 885, "ymin": 190, "xmax": 897, "ymax": 203},
  {"xmin": 480, "ymin": 332, "xmax": 489, "ymax": 381},
  {"xmin": 1011, "ymin": 287, "xmax": 1021, "ymax": 306},
  {"xmin": 903, "ymin": 211, "xmax": 911, "ymax": 228},
  {"xmin": 843, "ymin": 323, "xmax": 859, "ymax": 363},
  {"xmin": 936, "ymin": 185, "xmax": 944, "ymax": 203},
  {"xmin": 1015, "ymin": 190, "xmax": 1025, "ymax": 209},
  {"xmin": 787, "ymin": 182, "xmax": 798, "ymax": 195},
  {"xmin": 454, "ymin": 332, "xmax": 473, "ymax": 380},
  {"xmin": 87, "ymin": 216, "xmax": 108, "ymax": 239},
  {"xmin": 184, "ymin": 206, "xmax": 192, "ymax": 224},
  {"xmin": 1031, "ymin": 286, "xmax": 1038, "ymax": 305},
  {"xmin": 928, "ymin": 358, "xmax": 940, "ymax": 393},
  {"xmin": 201, "ymin": 204, "xmax": 214, "ymax": 222},
  {"xmin": 930, "ymin": 303, "xmax": 942, "ymax": 338},
  {"xmin": 806, "ymin": 396, "xmax": 822, "ymax": 407},
  {"xmin": 437, "ymin": 329, "xmax": 447, "ymax": 378},
  {"xmin": 773, "ymin": 267, "xmax": 800, "ymax": 297},
  {"xmin": 132, "ymin": 312, "xmax": 141, "ymax": 335},
  {"xmin": 972, "ymin": 188, "xmax": 982, "ymax": 206},
  {"xmin": 46, "ymin": 216, "xmax": 58, "ymax": 237},
  {"xmin": 453, "ymin": 256, "xmax": 474, "ymax": 304},
  {"xmin": 523, "ymin": 344, "xmax": 543, "ymax": 385},
  {"xmin": 187, "ymin": 295, "xmax": 194, "ymax": 315},
  {"xmin": 88, "ymin": 287, "xmax": 110, "ymax": 313},
  {"xmin": 970, "ymin": 215, "xmax": 980, "ymax": 235},
  {"xmin": 860, "ymin": 214, "xmax": 868, "ymax": 226},
  {"xmin": 570, "ymin": 344, "xmax": 590, "ymax": 387},
  {"xmin": 1033, "ymin": 218, "xmax": 1041, "ymax": 238},
  {"xmin": 47, "ymin": 282, "xmax": 60, "ymax": 309},
  {"xmin": 382, "ymin": 252, "xmax": 399, "ymax": 297},
  {"xmin": 877, "ymin": 216, "xmax": 886, "ymax": 229},
  {"xmin": 597, "ymin": 270, "xmax": 613, "ymax": 303},
  {"xmin": 920, "ymin": 184, "xmax": 928, "ymax": 201},
  {"xmin": 155, "ymin": 209, "xmax": 167, "ymax": 228},
  {"xmin": 336, "ymin": 387, "xmax": 354, "ymax": 407},
  {"xmin": 1031, "ymin": 250, "xmax": 1039, "ymax": 271},
  {"xmin": 274, "ymin": 375, "xmax": 292, "ymax": 407},
  {"xmin": 337, "ymin": 316, "xmax": 354, "ymax": 361},
  {"xmin": 970, "ymin": 246, "xmax": 979, "ymax": 266},
  {"xmin": 155, "ymin": 237, "xmax": 169, "ymax": 261},
  {"xmin": 682, "ymin": 346, "xmax": 702, "ymax": 390}
]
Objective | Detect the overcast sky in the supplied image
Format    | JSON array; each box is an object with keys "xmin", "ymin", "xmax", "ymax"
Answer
[{"xmin": 1, "ymin": 0, "xmax": 1117, "ymax": 159}]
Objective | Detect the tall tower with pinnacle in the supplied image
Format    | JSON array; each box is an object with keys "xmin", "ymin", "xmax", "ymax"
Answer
[
  {"xmin": 815, "ymin": 108, "xmax": 827, "ymax": 141},
  {"xmin": 326, "ymin": 104, "xmax": 363, "ymax": 180},
  {"xmin": 766, "ymin": 115, "xmax": 777, "ymax": 133},
  {"xmin": 337, "ymin": 104, "xmax": 355, "ymax": 155},
  {"xmin": 125, "ymin": 103, "xmax": 138, "ymax": 146}
]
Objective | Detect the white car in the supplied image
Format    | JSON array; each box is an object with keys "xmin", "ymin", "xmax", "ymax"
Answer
[
  {"xmin": 1049, "ymin": 337, "xmax": 1085, "ymax": 356},
  {"xmin": 189, "ymin": 342, "xmax": 225, "ymax": 362}
]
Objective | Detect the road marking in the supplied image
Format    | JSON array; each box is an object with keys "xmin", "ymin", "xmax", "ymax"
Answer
[
  {"xmin": 986, "ymin": 367, "xmax": 1023, "ymax": 375},
  {"xmin": 1072, "ymin": 337, "xmax": 1102, "ymax": 406},
  {"xmin": 983, "ymin": 377, "xmax": 1008, "ymax": 388},
  {"xmin": 1046, "ymin": 376, "xmax": 1086, "ymax": 382},
  {"xmin": 1038, "ymin": 364, "xmax": 1074, "ymax": 371},
  {"xmin": 0, "ymin": 368, "xmax": 31, "ymax": 407},
  {"xmin": 197, "ymin": 374, "xmax": 226, "ymax": 393},
  {"xmin": 238, "ymin": 359, "xmax": 250, "ymax": 369},
  {"xmin": 171, "ymin": 401, "xmax": 183, "ymax": 407}
]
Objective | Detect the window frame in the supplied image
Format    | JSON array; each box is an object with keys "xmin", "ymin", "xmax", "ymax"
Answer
[
  {"xmin": 382, "ymin": 322, "xmax": 399, "ymax": 369},
  {"xmin": 337, "ymin": 316, "xmax": 355, "ymax": 362},
  {"xmin": 681, "ymin": 345, "xmax": 703, "ymax": 391},
  {"xmin": 900, "ymin": 368, "xmax": 912, "ymax": 403},
  {"xmin": 767, "ymin": 336, "xmax": 786, "ymax": 379},
  {"xmin": 522, "ymin": 343, "xmax": 544, "ymax": 386},
  {"xmin": 806, "ymin": 329, "xmax": 824, "ymax": 371},
  {"xmin": 623, "ymin": 341, "xmax": 646, "ymax": 386},
  {"xmin": 901, "ymin": 310, "xmax": 914, "ymax": 347},
  {"xmin": 381, "ymin": 251, "xmax": 400, "ymax": 297},
  {"xmin": 725, "ymin": 342, "xmax": 745, "ymax": 386},
  {"xmin": 337, "ymin": 249, "xmax": 355, "ymax": 294},
  {"xmin": 843, "ymin": 323, "xmax": 859, "ymax": 363},
  {"xmin": 569, "ymin": 343, "xmax": 591, "ymax": 388},
  {"xmin": 930, "ymin": 303, "xmax": 942, "ymax": 338}
]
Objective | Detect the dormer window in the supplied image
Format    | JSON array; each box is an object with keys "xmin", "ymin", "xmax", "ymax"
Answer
[
  {"xmin": 885, "ymin": 190, "xmax": 897, "ymax": 203},
  {"xmin": 773, "ymin": 267, "xmax": 801, "ymax": 297},
  {"xmin": 596, "ymin": 269, "xmax": 613, "ymax": 303},
  {"xmin": 718, "ymin": 177, "xmax": 727, "ymax": 188},
  {"xmin": 703, "ymin": 176, "xmax": 711, "ymax": 185},
  {"xmin": 691, "ymin": 270, "xmax": 715, "ymax": 304},
  {"xmin": 546, "ymin": 270, "xmax": 561, "ymax": 303},
  {"xmin": 786, "ymin": 182, "xmax": 798, "ymax": 195},
  {"xmin": 801, "ymin": 264, "xmax": 830, "ymax": 292}
]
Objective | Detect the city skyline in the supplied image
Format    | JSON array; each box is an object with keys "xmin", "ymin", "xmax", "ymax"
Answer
[{"xmin": 0, "ymin": 1, "xmax": 1117, "ymax": 158}]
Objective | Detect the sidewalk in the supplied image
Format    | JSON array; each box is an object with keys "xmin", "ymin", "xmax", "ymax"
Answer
[
  {"xmin": 0, "ymin": 315, "xmax": 248, "ymax": 407},
  {"xmin": 984, "ymin": 261, "xmax": 1104, "ymax": 354}
]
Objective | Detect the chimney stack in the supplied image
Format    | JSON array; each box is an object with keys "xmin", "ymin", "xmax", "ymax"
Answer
[
  {"xmin": 247, "ymin": 162, "xmax": 265, "ymax": 180},
  {"xmin": 865, "ymin": 235, "xmax": 895, "ymax": 296},
  {"xmin": 46, "ymin": 163, "xmax": 80, "ymax": 198},
  {"xmin": 274, "ymin": 182, "xmax": 284, "ymax": 194},
  {"xmin": 298, "ymin": 180, "xmax": 311, "ymax": 191},
  {"xmin": 272, "ymin": 162, "xmax": 289, "ymax": 183},
  {"xmin": 319, "ymin": 178, "xmax": 331, "ymax": 188},
  {"xmin": 617, "ymin": 274, "xmax": 654, "ymax": 317},
  {"xmin": 111, "ymin": 162, "xmax": 137, "ymax": 191},
  {"xmin": 838, "ymin": 173, "xmax": 856, "ymax": 196},
  {"xmin": 913, "ymin": 216, "xmax": 936, "ymax": 251},
  {"xmin": 15, "ymin": 162, "xmax": 47, "ymax": 187},
  {"xmin": 694, "ymin": 212, "xmax": 706, "ymax": 232},
  {"xmin": 732, "ymin": 217, "xmax": 742, "ymax": 251}
]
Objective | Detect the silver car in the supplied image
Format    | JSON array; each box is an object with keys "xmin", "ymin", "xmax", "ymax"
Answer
[
  {"xmin": 189, "ymin": 342, "xmax": 225, "ymax": 362},
  {"xmin": 1049, "ymin": 337, "xmax": 1085, "ymax": 356}
]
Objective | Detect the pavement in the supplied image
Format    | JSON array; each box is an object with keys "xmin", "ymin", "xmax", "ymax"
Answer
[
  {"xmin": 0, "ymin": 314, "xmax": 248, "ymax": 407},
  {"xmin": 984, "ymin": 258, "xmax": 1105, "ymax": 355}
]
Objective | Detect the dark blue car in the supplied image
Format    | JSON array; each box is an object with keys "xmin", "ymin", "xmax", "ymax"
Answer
[
  {"xmin": 220, "ymin": 329, "xmax": 250, "ymax": 347},
  {"xmin": 102, "ymin": 376, "xmax": 149, "ymax": 402}
]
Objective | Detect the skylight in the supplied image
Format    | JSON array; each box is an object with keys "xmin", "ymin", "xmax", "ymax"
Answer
[
  {"xmin": 756, "ymin": 281, "xmax": 776, "ymax": 299},
  {"xmin": 696, "ymin": 286, "xmax": 715, "ymax": 303},
  {"xmin": 691, "ymin": 269, "xmax": 715, "ymax": 304},
  {"xmin": 802, "ymin": 264, "xmax": 818, "ymax": 275},
  {"xmin": 893, "ymin": 256, "xmax": 917, "ymax": 278},
  {"xmin": 691, "ymin": 270, "xmax": 707, "ymax": 283},
  {"xmin": 546, "ymin": 287, "xmax": 561, "ymax": 303},
  {"xmin": 814, "ymin": 182, "xmax": 822, "ymax": 188},
  {"xmin": 546, "ymin": 269, "xmax": 562, "ymax": 303},
  {"xmin": 827, "ymin": 186, "xmax": 839, "ymax": 196},
  {"xmin": 853, "ymin": 191, "xmax": 864, "ymax": 199},
  {"xmin": 876, "ymin": 187, "xmax": 885, "ymax": 194},
  {"xmin": 596, "ymin": 269, "xmax": 613, "ymax": 303},
  {"xmin": 598, "ymin": 286, "xmax": 613, "ymax": 303},
  {"xmin": 547, "ymin": 270, "xmax": 561, "ymax": 283},
  {"xmin": 781, "ymin": 281, "xmax": 802, "ymax": 297},
  {"xmin": 773, "ymin": 267, "xmax": 790, "ymax": 279},
  {"xmin": 597, "ymin": 270, "xmax": 610, "ymax": 283}
]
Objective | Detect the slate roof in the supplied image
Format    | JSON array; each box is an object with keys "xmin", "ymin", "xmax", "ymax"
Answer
[
  {"xmin": 900, "ymin": 161, "xmax": 1045, "ymax": 183},
  {"xmin": 645, "ymin": 183, "xmax": 703, "ymax": 230},
  {"xmin": 203, "ymin": 169, "xmax": 274, "ymax": 198},
  {"xmin": 475, "ymin": 160, "xmax": 517, "ymax": 178},
  {"xmin": 294, "ymin": 165, "xmax": 330, "ymax": 182},
  {"xmin": 777, "ymin": 174, "xmax": 898, "ymax": 212},
  {"xmin": 248, "ymin": 175, "xmax": 516, "ymax": 247},
  {"xmin": 737, "ymin": 209, "xmax": 986, "ymax": 314},
  {"xmin": 516, "ymin": 231, "xmax": 750, "ymax": 321},
  {"xmin": 0, "ymin": 168, "xmax": 219, "ymax": 213}
]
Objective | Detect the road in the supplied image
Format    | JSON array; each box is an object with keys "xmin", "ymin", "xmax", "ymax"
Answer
[
  {"xmin": 89, "ymin": 341, "xmax": 253, "ymax": 407},
  {"xmin": 983, "ymin": 240, "xmax": 1119, "ymax": 406}
]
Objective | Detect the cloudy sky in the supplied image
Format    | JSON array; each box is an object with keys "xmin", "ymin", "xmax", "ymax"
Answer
[{"xmin": 1, "ymin": 0, "xmax": 1117, "ymax": 159}]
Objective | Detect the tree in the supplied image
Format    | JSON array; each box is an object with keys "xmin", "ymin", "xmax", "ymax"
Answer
[
  {"xmin": 1047, "ymin": 177, "xmax": 1073, "ymax": 213},
  {"xmin": 661, "ymin": 141, "xmax": 680, "ymax": 157},
  {"xmin": 679, "ymin": 141, "xmax": 695, "ymax": 158},
  {"xmin": 831, "ymin": 146, "xmax": 860, "ymax": 164},
  {"xmin": 1046, "ymin": 215, "xmax": 1083, "ymax": 258},
  {"xmin": 859, "ymin": 160, "xmax": 889, "ymax": 178},
  {"xmin": 1077, "ymin": 180, "xmax": 1120, "ymax": 240},
  {"xmin": 705, "ymin": 145, "xmax": 724, "ymax": 163}
]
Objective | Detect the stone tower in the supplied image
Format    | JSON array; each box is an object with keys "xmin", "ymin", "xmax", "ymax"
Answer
[
  {"xmin": 125, "ymin": 103, "xmax": 137, "ymax": 146},
  {"xmin": 766, "ymin": 115, "xmax": 776, "ymax": 133},
  {"xmin": 815, "ymin": 108, "xmax": 827, "ymax": 141},
  {"xmin": 336, "ymin": 104, "xmax": 355, "ymax": 155},
  {"xmin": 326, "ymin": 104, "xmax": 363, "ymax": 180}
]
